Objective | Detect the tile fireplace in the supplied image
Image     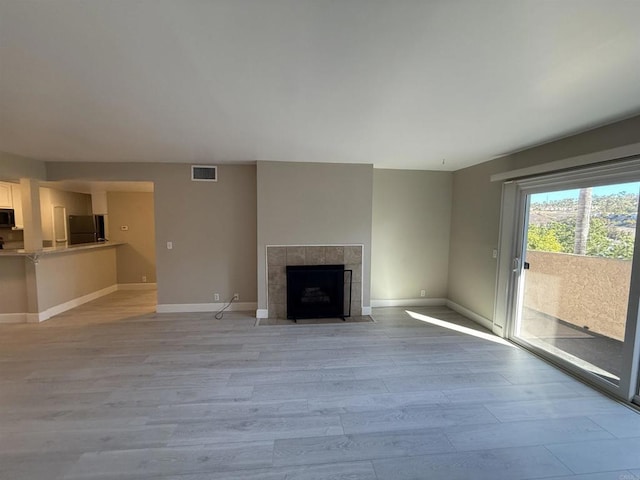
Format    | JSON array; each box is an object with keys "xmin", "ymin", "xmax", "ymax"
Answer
[{"xmin": 266, "ymin": 245, "xmax": 362, "ymax": 319}]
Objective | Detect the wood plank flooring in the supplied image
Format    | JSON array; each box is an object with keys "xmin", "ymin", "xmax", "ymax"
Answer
[{"xmin": 1, "ymin": 290, "xmax": 640, "ymax": 479}]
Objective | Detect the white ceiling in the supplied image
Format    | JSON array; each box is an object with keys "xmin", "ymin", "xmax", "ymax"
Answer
[{"xmin": 1, "ymin": 1, "xmax": 639, "ymax": 172}]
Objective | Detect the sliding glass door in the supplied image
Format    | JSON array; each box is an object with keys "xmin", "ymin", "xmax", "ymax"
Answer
[
  {"xmin": 499, "ymin": 161, "xmax": 640, "ymax": 404},
  {"xmin": 515, "ymin": 182, "xmax": 639, "ymax": 387}
]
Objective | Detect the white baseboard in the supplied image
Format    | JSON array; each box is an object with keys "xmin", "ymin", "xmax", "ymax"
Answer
[
  {"xmin": 0, "ymin": 313, "xmax": 28, "ymax": 324},
  {"xmin": 445, "ymin": 300, "xmax": 494, "ymax": 331},
  {"xmin": 362, "ymin": 306, "xmax": 372, "ymax": 315},
  {"xmin": 156, "ymin": 302, "xmax": 257, "ymax": 314},
  {"xmin": 118, "ymin": 283, "xmax": 157, "ymax": 291},
  {"xmin": 371, "ymin": 298, "xmax": 447, "ymax": 308},
  {"xmin": 32, "ymin": 284, "xmax": 119, "ymax": 323}
]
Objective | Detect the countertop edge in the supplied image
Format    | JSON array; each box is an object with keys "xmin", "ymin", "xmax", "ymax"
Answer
[{"xmin": 0, "ymin": 242, "xmax": 125, "ymax": 257}]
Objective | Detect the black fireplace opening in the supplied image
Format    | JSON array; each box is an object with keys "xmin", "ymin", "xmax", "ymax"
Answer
[{"xmin": 286, "ymin": 264, "xmax": 352, "ymax": 321}]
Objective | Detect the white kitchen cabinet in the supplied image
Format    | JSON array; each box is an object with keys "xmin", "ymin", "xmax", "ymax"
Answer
[
  {"xmin": 0, "ymin": 183, "xmax": 12, "ymax": 208},
  {"xmin": 10, "ymin": 184, "xmax": 23, "ymax": 228}
]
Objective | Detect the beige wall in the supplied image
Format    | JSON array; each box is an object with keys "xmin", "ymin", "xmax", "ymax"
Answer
[
  {"xmin": 22, "ymin": 160, "xmax": 373, "ymax": 312},
  {"xmin": 448, "ymin": 157, "xmax": 510, "ymax": 320},
  {"xmin": 107, "ymin": 192, "xmax": 156, "ymax": 284},
  {"xmin": 372, "ymin": 169, "xmax": 452, "ymax": 300},
  {"xmin": 0, "ymin": 257, "xmax": 28, "ymax": 314},
  {"xmin": 46, "ymin": 162, "xmax": 157, "ymax": 182},
  {"xmin": 256, "ymin": 161, "xmax": 373, "ymax": 311},
  {"xmin": 48, "ymin": 161, "xmax": 372, "ymax": 310},
  {"xmin": 0, "ymin": 151, "xmax": 46, "ymax": 181},
  {"xmin": 448, "ymin": 114, "xmax": 640, "ymax": 321},
  {"xmin": 47, "ymin": 162, "xmax": 258, "ymax": 306},
  {"xmin": 508, "ymin": 115, "xmax": 640, "ymax": 171},
  {"xmin": 40, "ymin": 187, "xmax": 92, "ymax": 243},
  {"xmin": 524, "ymin": 251, "xmax": 630, "ymax": 341},
  {"xmin": 38, "ymin": 114, "xmax": 640, "ymax": 318},
  {"xmin": 35, "ymin": 248, "xmax": 118, "ymax": 311},
  {"xmin": 154, "ymin": 164, "xmax": 256, "ymax": 305}
]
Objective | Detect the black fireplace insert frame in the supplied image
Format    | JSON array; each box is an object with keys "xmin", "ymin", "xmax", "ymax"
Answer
[{"xmin": 286, "ymin": 264, "xmax": 353, "ymax": 322}]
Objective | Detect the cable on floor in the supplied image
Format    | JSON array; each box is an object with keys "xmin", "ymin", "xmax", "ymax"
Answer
[{"xmin": 214, "ymin": 296, "xmax": 235, "ymax": 320}]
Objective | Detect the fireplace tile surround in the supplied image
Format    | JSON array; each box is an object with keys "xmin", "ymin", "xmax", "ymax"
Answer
[{"xmin": 266, "ymin": 245, "xmax": 363, "ymax": 319}]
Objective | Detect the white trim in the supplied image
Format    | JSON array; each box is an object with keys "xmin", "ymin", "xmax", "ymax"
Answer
[
  {"xmin": 156, "ymin": 302, "xmax": 257, "ymax": 313},
  {"xmin": 256, "ymin": 308, "xmax": 269, "ymax": 319},
  {"xmin": 118, "ymin": 283, "xmax": 157, "ymax": 291},
  {"xmin": 32, "ymin": 284, "xmax": 119, "ymax": 323},
  {"xmin": 0, "ymin": 313, "xmax": 27, "ymax": 324},
  {"xmin": 362, "ymin": 306, "xmax": 372, "ymax": 315},
  {"xmin": 490, "ymin": 142, "xmax": 640, "ymax": 182},
  {"xmin": 371, "ymin": 298, "xmax": 447, "ymax": 308},
  {"xmin": 446, "ymin": 300, "xmax": 494, "ymax": 331}
]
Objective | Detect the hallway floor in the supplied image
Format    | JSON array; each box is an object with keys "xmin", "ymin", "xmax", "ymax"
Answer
[{"xmin": 1, "ymin": 292, "xmax": 639, "ymax": 479}]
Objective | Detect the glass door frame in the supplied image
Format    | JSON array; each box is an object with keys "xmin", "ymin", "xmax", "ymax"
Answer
[{"xmin": 495, "ymin": 158, "xmax": 640, "ymax": 404}]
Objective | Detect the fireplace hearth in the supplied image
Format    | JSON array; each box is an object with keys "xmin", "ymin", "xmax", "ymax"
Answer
[{"xmin": 286, "ymin": 264, "xmax": 352, "ymax": 321}]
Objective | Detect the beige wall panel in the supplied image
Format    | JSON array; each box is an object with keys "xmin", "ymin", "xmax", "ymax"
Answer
[
  {"xmin": 46, "ymin": 162, "xmax": 161, "ymax": 182},
  {"xmin": 257, "ymin": 161, "xmax": 373, "ymax": 310},
  {"xmin": 372, "ymin": 169, "xmax": 452, "ymax": 300},
  {"xmin": 0, "ymin": 151, "xmax": 46, "ymax": 181},
  {"xmin": 0, "ymin": 257, "xmax": 28, "ymax": 313},
  {"xmin": 35, "ymin": 248, "xmax": 117, "ymax": 310},
  {"xmin": 107, "ymin": 192, "xmax": 156, "ymax": 284},
  {"xmin": 448, "ymin": 157, "xmax": 510, "ymax": 320},
  {"xmin": 154, "ymin": 164, "xmax": 257, "ymax": 304}
]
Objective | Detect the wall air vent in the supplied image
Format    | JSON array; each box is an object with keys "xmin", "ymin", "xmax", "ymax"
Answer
[{"xmin": 191, "ymin": 165, "xmax": 218, "ymax": 182}]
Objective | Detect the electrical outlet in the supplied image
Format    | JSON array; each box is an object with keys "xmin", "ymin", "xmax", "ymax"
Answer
[
  {"xmin": 233, "ymin": 293, "xmax": 239, "ymax": 301},
  {"xmin": 214, "ymin": 293, "xmax": 220, "ymax": 301},
  {"xmin": 167, "ymin": 241, "xmax": 173, "ymax": 250},
  {"xmin": 420, "ymin": 289, "xmax": 426, "ymax": 297},
  {"xmin": 142, "ymin": 275, "xmax": 147, "ymax": 283},
  {"xmin": 492, "ymin": 249, "xmax": 498, "ymax": 259}
]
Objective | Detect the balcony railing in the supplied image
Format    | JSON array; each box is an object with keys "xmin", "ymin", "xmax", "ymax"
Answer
[{"xmin": 523, "ymin": 250, "xmax": 631, "ymax": 341}]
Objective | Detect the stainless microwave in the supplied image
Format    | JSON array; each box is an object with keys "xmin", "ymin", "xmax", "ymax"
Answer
[{"xmin": 0, "ymin": 208, "xmax": 15, "ymax": 228}]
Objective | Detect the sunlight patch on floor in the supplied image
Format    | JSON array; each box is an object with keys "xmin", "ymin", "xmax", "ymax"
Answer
[{"xmin": 405, "ymin": 310, "xmax": 516, "ymax": 348}]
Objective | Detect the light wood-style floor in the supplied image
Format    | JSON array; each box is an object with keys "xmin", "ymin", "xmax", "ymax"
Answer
[{"xmin": 1, "ymin": 290, "xmax": 640, "ymax": 480}]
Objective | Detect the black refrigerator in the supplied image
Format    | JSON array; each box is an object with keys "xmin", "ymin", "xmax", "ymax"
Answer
[{"xmin": 68, "ymin": 215, "xmax": 106, "ymax": 245}]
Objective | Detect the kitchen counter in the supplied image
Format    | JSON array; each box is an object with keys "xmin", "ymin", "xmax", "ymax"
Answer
[
  {"xmin": 0, "ymin": 241, "xmax": 123, "ymax": 323},
  {"xmin": 0, "ymin": 241, "xmax": 124, "ymax": 257}
]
